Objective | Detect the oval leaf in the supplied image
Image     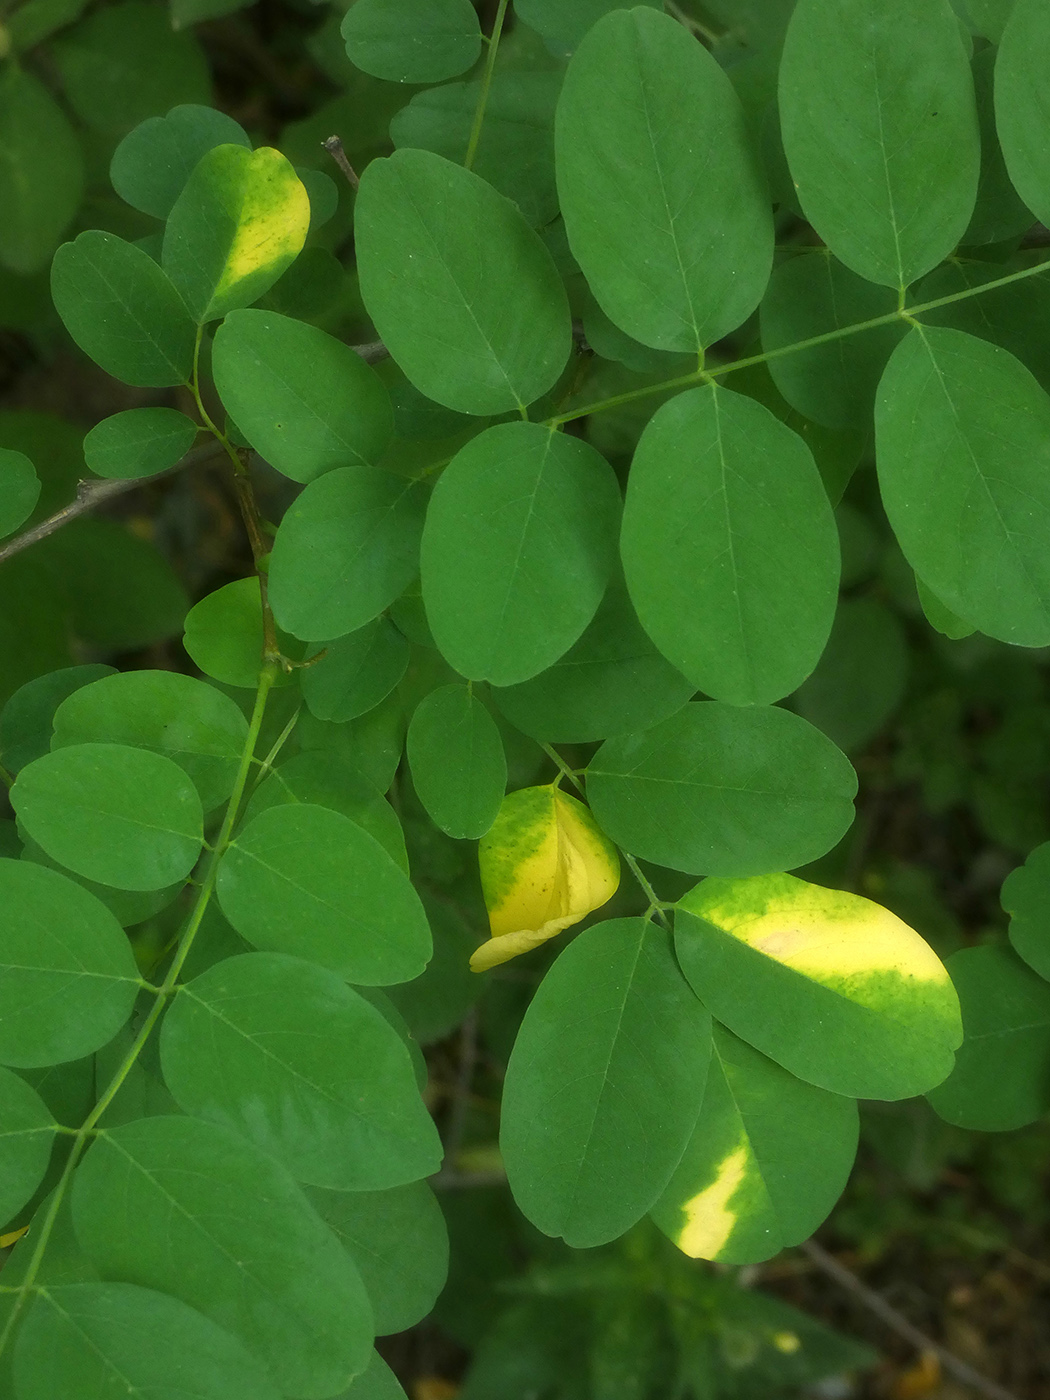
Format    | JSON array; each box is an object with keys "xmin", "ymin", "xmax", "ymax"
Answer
[
  {"xmin": 927, "ymin": 945, "xmax": 1050, "ymax": 1131},
  {"xmin": 50, "ymin": 231, "xmax": 196, "ymax": 387},
  {"xmin": 491, "ymin": 578, "xmax": 695, "ymax": 743},
  {"xmin": 0, "ymin": 448, "xmax": 40, "ymax": 538},
  {"xmin": 183, "ymin": 577, "xmax": 303, "ymax": 688},
  {"xmin": 587, "ymin": 703, "xmax": 857, "ymax": 876},
  {"xmin": 1002, "ymin": 841, "xmax": 1050, "ymax": 981},
  {"xmin": 11, "ymin": 743, "xmax": 204, "ymax": 891},
  {"xmin": 217, "ymin": 802, "xmax": 431, "ymax": 984},
  {"xmin": 0, "ymin": 859, "xmax": 140, "ymax": 1067},
  {"xmin": 406, "ymin": 684, "xmax": 507, "ymax": 839},
  {"xmin": 621, "ymin": 384, "xmax": 839, "ymax": 705},
  {"xmin": 876, "ymin": 324, "xmax": 1050, "ymax": 646},
  {"xmin": 71, "ymin": 1115, "xmax": 374, "ymax": 1397},
  {"xmin": 995, "ymin": 0, "xmax": 1050, "ymax": 230},
  {"xmin": 307, "ymin": 1182, "xmax": 449, "ymax": 1335},
  {"xmin": 110, "ymin": 103, "xmax": 251, "ymax": 219},
  {"xmin": 651, "ymin": 1026, "xmax": 858, "ymax": 1264},
  {"xmin": 473, "ymin": 786, "xmax": 620, "ymax": 972},
  {"xmin": 0, "ymin": 67, "xmax": 83, "ymax": 274},
  {"xmin": 268, "ymin": 466, "xmax": 427, "ymax": 641},
  {"xmin": 421, "ymin": 423, "xmax": 621, "ymax": 685},
  {"xmin": 161, "ymin": 952, "xmax": 442, "ymax": 1189},
  {"xmin": 302, "ymin": 620, "xmax": 410, "ymax": 724},
  {"xmin": 162, "ymin": 144, "xmax": 310, "ymax": 323},
  {"xmin": 52, "ymin": 669, "xmax": 249, "ymax": 812},
  {"xmin": 14, "ymin": 1283, "xmax": 281, "ymax": 1400},
  {"xmin": 341, "ymin": 0, "xmax": 482, "ymax": 83},
  {"xmin": 82, "ymin": 407, "xmax": 198, "ymax": 481},
  {"xmin": 0, "ymin": 1065, "xmax": 57, "ymax": 1222},
  {"xmin": 779, "ymin": 0, "xmax": 979, "ymax": 288},
  {"xmin": 212, "ymin": 310, "xmax": 394, "ymax": 483},
  {"xmin": 556, "ymin": 8, "xmax": 772, "ymax": 352},
  {"xmin": 501, "ymin": 918, "xmax": 713, "ymax": 1248},
  {"xmin": 355, "ymin": 148, "xmax": 571, "ymax": 414},
  {"xmin": 675, "ymin": 872, "xmax": 963, "ymax": 1100}
]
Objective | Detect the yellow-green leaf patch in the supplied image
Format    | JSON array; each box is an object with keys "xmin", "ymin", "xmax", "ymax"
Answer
[{"xmin": 674, "ymin": 872, "xmax": 962, "ymax": 1100}]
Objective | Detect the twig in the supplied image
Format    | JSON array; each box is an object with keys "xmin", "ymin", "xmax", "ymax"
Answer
[
  {"xmin": 464, "ymin": 0, "xmax": 509, "ymax": 170},
  {"xmin": 322, "ymin": 136, "xmax": 359, "ymax": 191},
  {"xmin": 799, "ymin": 1239, "xmax": 1021, "ymax": 1400},
  {"xmin": 0, "ymin": 443, "xmax": 223, "ymax": 567}
]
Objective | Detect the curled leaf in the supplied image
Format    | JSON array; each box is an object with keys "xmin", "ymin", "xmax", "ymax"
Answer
[{"xmin": 472, "ymin": 786, "xmax": 619, "ymax": 972}]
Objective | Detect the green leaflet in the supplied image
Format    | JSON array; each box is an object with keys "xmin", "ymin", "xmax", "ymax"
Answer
[
  {"xmin": 927, "ymin": 945, "xmax": 1050, "ymax": 1130},
  {"xmin": 421, "ymin": 423, "xmax": 621, "ymax": 685},
  {"xmin": 758, "ymin": 253, "xmax": 905, "ymax": 431},
  {"xmin": 302, "ymin": 621, "xmax": 410, "ymax": 724},
  {"xmin": 779, "ymin": 0, "xmax": 979, "ymax": 288},
  {"xmin": 0, "ymin": 666, "xmax": 116, "ymax": 774},
  {"xmin": 355, "ymin": 149, "xmax": 571, "ymax": 414},
  {"xmin": 675, "ymin": 873, "xmax": 963, "ymax": 1100},
  {"xmin": 963, "ymin": 46, "xmax": 1033, "ymax": 246},
  {"xmin": 307, "ymin": 1182, "xmax": 449, "ymax": 1335},
  {"xmin": 995, "ymin": 0, "xmax": 1050, "ymax": 230},
  {"xmin": 0, "ymin": 1066, "xmax": 58, "ymax": 1224},
  {"xmin": 587, "ymin": 703, "xmax": 857, "ymax": 877},
  {"xmin": 0, "ymin": 67, "xmax": 84, "ymax": 274},
  {"xmin": 793, "ymin": 597, "xmax": 909, "ymax": 753},
  {"xmin": 268, "ymin": 467, "xmax": 427, "ymax": 641},
  {"xmin": 391, "ymin": 71, "xmax": 562, "ymax": 227},
  {"xmin": 1002, "ymin": 841, "xmax": 1050, "ymax": 981},
  {"xmin": 70, "ymin": 1115, "xmax": 374, "ymax": 1396},
  {"xmin": 515, "ymin": 0, "xmax": 661, "ymax": 55},
  {"xmin": 82, "ymin": 408, "xmax": 198, "ymax": 481},
  {"xmin": 341, "ymin": 0, "xmax": 481, "ymax": 83},
  {"xmin": 339, "ymin": 1352, "xmax": 409, "ymax": 1400},
  {"xmin": 14, "ymin": 1284, "xmax": 281, "ymax": 1400},
  {"xmin": 491, "ymin": 579, "xmax": 696, "ymax": 743},
  {"xmin": 500, "ymin": 918, "xmax": 712, "ymax": 1247},
  {"xmin": 50, "ymin": 1, "xmax": 211, "ymax": 133},
  {"xmin": 0, "ymin": 859, "xmax": 140, "ymax": 1068},
  {"xmin": 110, "ymin": 103, "xmax": 252, "ymax": 218},
  {"xmin": 876, "ymin": 325, "xmax": 1050, "ymax": 646},
  {"xmin": 11, "ymin": 743, "xmax": 204, "ymax": 892},
  {"xmin": 243, "ymin": 750, "xmax": 408, "ymax": 873},
  {"xmin": 211, "ymin": 310, "xmax": 394, "ymax": 483},
  {"xmin": 555, "ymin": 8, "xmax": 772, "ymax": 353},
  {"xmin": 620, "ymin": 384, "xmax": 839, "ymax": 706},
  {"xmin": 406, "ymin": 685, "xmax": 507, "ymax": 840},
  {"xmin": 183, "ymin": 577, "xmax": 304, "ymax": 688},
  {"xmin": 217, "ymin": 802, "xmax": 431, "ymax": 984},
  {"xmin": 162, "ymin": 145, "xmax": 310, "ymax": 324},
  {"xmin": 651, "ymin": 1026, "xmax": 858, "ymax": 1264},
  {"xmin": 0, "ymin": 449, "xmax": 40, "ymax": 537},
  {"xmin": 51, "ymin": 670, "xmax": 249, "ymax": 812},
  {"xmin": 160, "ymin": 952, "xmax": 442, "ymax": 1189},
  {"xmin": 51, "ymin": 232, "xmax": 197, "ymax": 388}
]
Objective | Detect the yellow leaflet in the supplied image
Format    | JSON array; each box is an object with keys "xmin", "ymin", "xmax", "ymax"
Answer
[
  {"xmin": 471, "ymin": 786, "xmax": 619, "ymax": 972},
  {"xmin": 681, "ymin": 871, "xmax": 951, "ymax": 989}
]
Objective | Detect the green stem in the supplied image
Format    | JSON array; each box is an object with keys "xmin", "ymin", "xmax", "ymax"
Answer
[
  {"xmin": 540, "ymin": 741, "xmax": 585, "ymax": 795},
  {"xmin": 464, "ymin": 0, "xmax": 509, "ymax": 171},
  {"xmin": 0, "ymin": 663, "xmax": 277, "ymax": 1350},
  {"xmin": 548, "ymin": 253, "xmax": 1050, "ymax": 427}
]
